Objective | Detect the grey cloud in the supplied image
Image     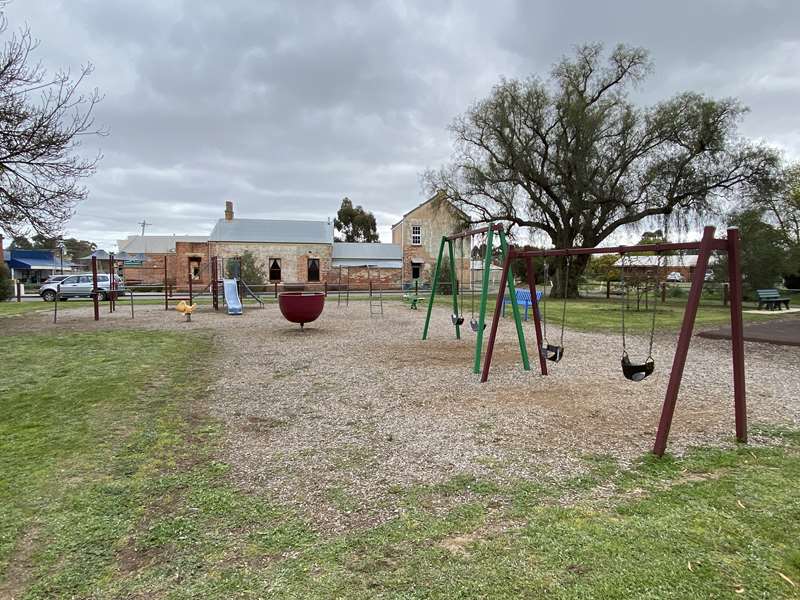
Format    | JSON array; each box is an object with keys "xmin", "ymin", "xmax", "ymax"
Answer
[{"xmin": 7, "ymin": 0, "xmax": 800, "ymax": 249}]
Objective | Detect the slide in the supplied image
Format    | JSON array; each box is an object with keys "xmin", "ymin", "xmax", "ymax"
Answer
[{"xmin": 222, "ymin": 279, "xmax": 243, "ymax": 315}]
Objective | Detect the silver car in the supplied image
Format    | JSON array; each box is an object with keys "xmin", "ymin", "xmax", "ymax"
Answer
[{"xmin": 40, "ymin": 273, "xmax": 126, "ymax": 302}]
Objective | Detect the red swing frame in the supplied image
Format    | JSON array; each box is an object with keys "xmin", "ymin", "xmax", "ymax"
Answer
[{"xmin": 479, "ymin": 226, "xmax": 746, "ymax": 456}]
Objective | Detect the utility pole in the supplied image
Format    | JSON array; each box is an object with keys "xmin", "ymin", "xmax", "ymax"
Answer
[
  {"xmin": 138, "ymin": 220, "xmax": 152, "ymax": 254},
  {"xmin": 138, "ymin": 220, "xmax": 151, "ymax": 238}
]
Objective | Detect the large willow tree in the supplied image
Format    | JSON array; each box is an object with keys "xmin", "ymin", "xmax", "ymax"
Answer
[{"xmin": 425, "ymin": 44, "xmax": 777, "ymax": 295}]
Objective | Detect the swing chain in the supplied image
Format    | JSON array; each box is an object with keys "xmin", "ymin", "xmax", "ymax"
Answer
[
  {"xmin": 620, "ymin": 253, "xmax": 629, "ymax": 358},
  {"xmin": 542, "ymin": 261, "xmax": 549, "ymax": 344},
  {"xmin": 620, "ymin": 251, "xmax": 661, "ymax": 361},
  {"xmin": 646, "ymin": 253, "xmax": 663, "ymax": 361},
  {"xmin": 558, "ymin": 256, "xmax": 570, "ymax": 346}
]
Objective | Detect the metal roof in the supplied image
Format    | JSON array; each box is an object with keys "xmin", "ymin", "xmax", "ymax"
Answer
[
  {"xmin": 117, "ymin": 235, "xmax": 208, "ymax": 254},
  {"xmin": 209, "ymin": 218, "xmax": 333, "ymax": 243},
  {"xmin": 332, "ymin": 242, "xmax": 402, "ymax": 260},
  {"xmin": 332, "ymin": 259, "xmax": 403, "ymax": 269}
]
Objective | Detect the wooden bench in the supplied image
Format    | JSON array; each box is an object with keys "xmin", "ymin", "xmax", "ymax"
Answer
[
  {"xmin": 502, "ymin": 288, "xmax": 543, "ymax": 321},
  {"xmin": 756, "ymin": 288, "xmax": 791, "ymax": 311}
]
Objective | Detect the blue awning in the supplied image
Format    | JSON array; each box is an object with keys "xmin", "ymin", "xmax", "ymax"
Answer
[{"xmin": 5, "ymin": 257, "xmax": 77, "ymax": 270}]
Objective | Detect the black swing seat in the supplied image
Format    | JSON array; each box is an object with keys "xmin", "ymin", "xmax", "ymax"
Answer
[
  {"xmin": 621, "ymin": 355, "xmax": 655, "ymax": 382},
  {"xmin": 543, "ymin": 344, "xmax": 564, "ymax": 363},
  {"xmin": 451, "ymin": 314, "xmax": 465, "ymax": 326},
  {"xmin": 469, "ymin": 318, "xmax": 486, "ymax": 332}
]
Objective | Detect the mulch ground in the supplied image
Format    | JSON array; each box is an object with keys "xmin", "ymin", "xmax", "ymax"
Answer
[{"xmin": 5, "ymin": 301, "xmax": 800, "ymax": 532}]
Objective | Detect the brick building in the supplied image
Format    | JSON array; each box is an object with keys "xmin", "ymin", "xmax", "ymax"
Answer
[
  {"xmin": 330, "ymin": 242, "xmax": 403, "ymax": 288},
  {"xmin": 208, "ymin": 202, "xmax": 334, "ymax": 284},
  {"xmin": 391, "ymin": 191, "xmax": 470, "ymax": 283},
  {"xmin": 116, "ymin": 194, "xmax": 469, "ymax": 289},
  {"xmin": 117, "ymin": 235, "xmax": 210, "ymax": 287}
]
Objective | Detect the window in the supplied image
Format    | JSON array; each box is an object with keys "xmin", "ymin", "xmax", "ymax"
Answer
[
  {"xmin": 411, "ymin": 225, "xmax": 422, "ymax": 245},
  {"xmin": 78, "ymin": 276, "xmax": 93, "ymax": 283},
  {"xmin": 411, "ymin": 263, "xmax": 421, "ymax": 279},
  {"xmin": 97, "ymin": 275, "xmax": 109, "ymax": 282},
  {"xmin": 269, "ymin": 258, "xmax": 282, "ymax": 281},
  {"xmin": 190, "ymin": 258, "xmax": 201, "ymax": 280},
  {"xmin": 62, "ymin": 276, "xmax": 78, "ymax": 285},
  {"xmin": 307, "ymin": 258, "xmax": 320, "ymax": 282}
]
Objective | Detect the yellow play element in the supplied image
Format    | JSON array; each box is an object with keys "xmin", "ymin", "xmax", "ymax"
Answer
[{"xmin": 176, "ymin": 300, "xmax": 198, "ymax": 321}]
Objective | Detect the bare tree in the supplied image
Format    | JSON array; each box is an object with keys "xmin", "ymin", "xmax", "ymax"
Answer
[
  {"xmin": 424, "ymin": 43, "xmax": 778, "ymax": 295},
  {"xmin": 0, "ymin": 8, "xmax": 104, "ymax": 237}
]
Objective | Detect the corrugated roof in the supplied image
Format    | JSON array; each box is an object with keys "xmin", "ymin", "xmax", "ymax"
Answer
[
  {"xmin": 332, "ymin": 259, "xmax": 403, "ymax": 269},
  {"xmin": 209, "ymin": 219, "xmax": 333, "ymax": 243},
  {"xmin": 118, "ymin": 235, "xmax": 208, "ymax": 254},
  {"xmin": 332, "ymin": 243, "xmax": 402, "ymax": 260}
]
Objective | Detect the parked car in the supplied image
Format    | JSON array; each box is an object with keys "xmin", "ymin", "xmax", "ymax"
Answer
[
  {"xmin": 43, "ymin": 274, "xmax": 71, "ymax": 285},
  {"xmin": 666, "ymin": 271, "xmax": 684, "ymax": 282},
  {"xmin": 704, "ymin": 270, "xmax": 715, "ymax": 282},
  {"xmin": 39, "ymin": 273, "xmax": 126, "ymax": 302}
]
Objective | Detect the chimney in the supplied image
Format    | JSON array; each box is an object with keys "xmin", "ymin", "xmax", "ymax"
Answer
[{"xmin": 224, "ymin": 201, "xmax": 234, "ymax": 221}]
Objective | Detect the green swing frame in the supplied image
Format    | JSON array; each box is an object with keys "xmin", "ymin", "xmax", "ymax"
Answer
[{"xmin": 421, "ymin": 223, "xmax": 531, "ymax": 374}]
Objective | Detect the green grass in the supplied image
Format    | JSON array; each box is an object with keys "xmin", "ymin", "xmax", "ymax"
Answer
[
  {"xmin": 0, "ymin": 301, "xmax": 55, "ymax": 317},
  {"xmin": 1, "ymin": 329, "xmax": 799, "ymax": 598},
  {"xmin": 426, "ymin": 295, "xmax": 783, "ymax": 334}
]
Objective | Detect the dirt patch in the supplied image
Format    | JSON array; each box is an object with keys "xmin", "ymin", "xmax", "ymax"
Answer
[{"xmin": 0, "ymin": 526, "xmax": 41, "ymax": 599}]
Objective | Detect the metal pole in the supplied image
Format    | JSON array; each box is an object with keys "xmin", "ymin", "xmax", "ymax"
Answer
[
  {"xmin": 15, "ymin": 280, "xmax": 20, "ymax": 302},
  {"xmin": 109, "ymin": 254, "xmax": 115, "ymax": 313},
  {"xmin": 130, "ymin": 288, "xmax": 135, "ymax": 319},
  {"xmin": 188, "ymin": 256, "xmax": 193, "ymax": 305},
  {"xmin": 498, "ymin": 231, "xmax": 530, "ymax": 372},
  {"xmin": 54, "ymin": 283, "xmax": 59, "ymax": 323},
  {"xmin": 91, "ymin": 256, "xmax": 100, "ymax": 321},
  {"xmin": 653, "ymin": 226, "xmax": 716, "ymax": 456},
  {"xmin": 211, "ymin": 256, "xmax": 219, "ymax": 310},
  {"xmin": 727, "ymin": 227, "xmax": 747, "ymax": 443},
  {"xmin": 480, "ymin": 251, "xmax": 511, "ymax": 383},
  {"xmin": 448, "ymin": 239, "xmax": 461, "ymax": 340},
  {"xmin": 526, "ymin": 257, "xmax": 548, "ymax": 376},
  {"xmin": 422, "ymin": 236, "xmax": 447, "ymax": 340},
  {"xmin": 164, "ymin": 256, "xmax": 168, "ymax": 310},
  {"xmin": 473, "ymin": 227, "xmax": 493, "ymax": 373}
]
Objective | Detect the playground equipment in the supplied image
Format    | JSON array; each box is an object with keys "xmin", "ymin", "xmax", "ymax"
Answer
[
  {"xmin": 539, "ymin": 259, "xmax": 569, "ymax": 363},
  {"xmin": 478, "ymin": 226, "xmax": 747, "ymax": 457},
  {"xmin": 423, "ymin": 223, "xmax": 528, "ymax": 374},
  {"xmin": 222, "ymin": 278, "xmax": 243, "ymax": 315},
  {"xmin": 278, "ymin": 291, "xmax": 325, "ymax": 329},
  {"xmin": 619, "ymin": 253, "xmax": 663, "ymax": 381},
  {"xmin": 335, "ymin": 264, "xmax": 384, "ymax": 317},
  {"xmin": 175, "ymin": 300, "xmax": 197, "ymax": 322}
]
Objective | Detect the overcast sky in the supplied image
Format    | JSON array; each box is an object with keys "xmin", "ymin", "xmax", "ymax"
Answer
[{"xmin": 9, "ymin": 0, "xmax": 800, "ymax": 249}]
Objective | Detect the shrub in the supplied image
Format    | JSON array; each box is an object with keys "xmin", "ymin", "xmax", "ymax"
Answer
[{"xmin": 0, "ymin": 263, "xmax": 13, "ymax": 301}]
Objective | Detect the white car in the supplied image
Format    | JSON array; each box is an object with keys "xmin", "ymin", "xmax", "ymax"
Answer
[
  {"xmin": 666, "ymin": 271, "xmax": 684, "ymax": 282},
  {"xmin": 39, "ymin": 273, "xmax": 126, "ymax": 302}
]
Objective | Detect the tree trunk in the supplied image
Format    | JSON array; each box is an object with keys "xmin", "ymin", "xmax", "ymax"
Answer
[{"xmin": 549, "ymin": 253, "xmax": 590, "ymax": 298}]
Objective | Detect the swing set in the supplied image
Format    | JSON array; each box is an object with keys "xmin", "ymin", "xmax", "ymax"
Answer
[
  {"xmin": 478, "ymin": 225, "xmax": 747, "ymax": 457},
  {"xmin": 422, "ymin": 223, "xmax": 530, "ymax": 374}
]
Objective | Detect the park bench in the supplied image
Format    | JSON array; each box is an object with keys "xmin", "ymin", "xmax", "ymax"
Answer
[
  {"xmin": 502, "ymin": 288, "xmax": 543, "ymax": 321},
  {"xmin": 756, "ymin": 288, "xmax": 791, "ymax": 311}
]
